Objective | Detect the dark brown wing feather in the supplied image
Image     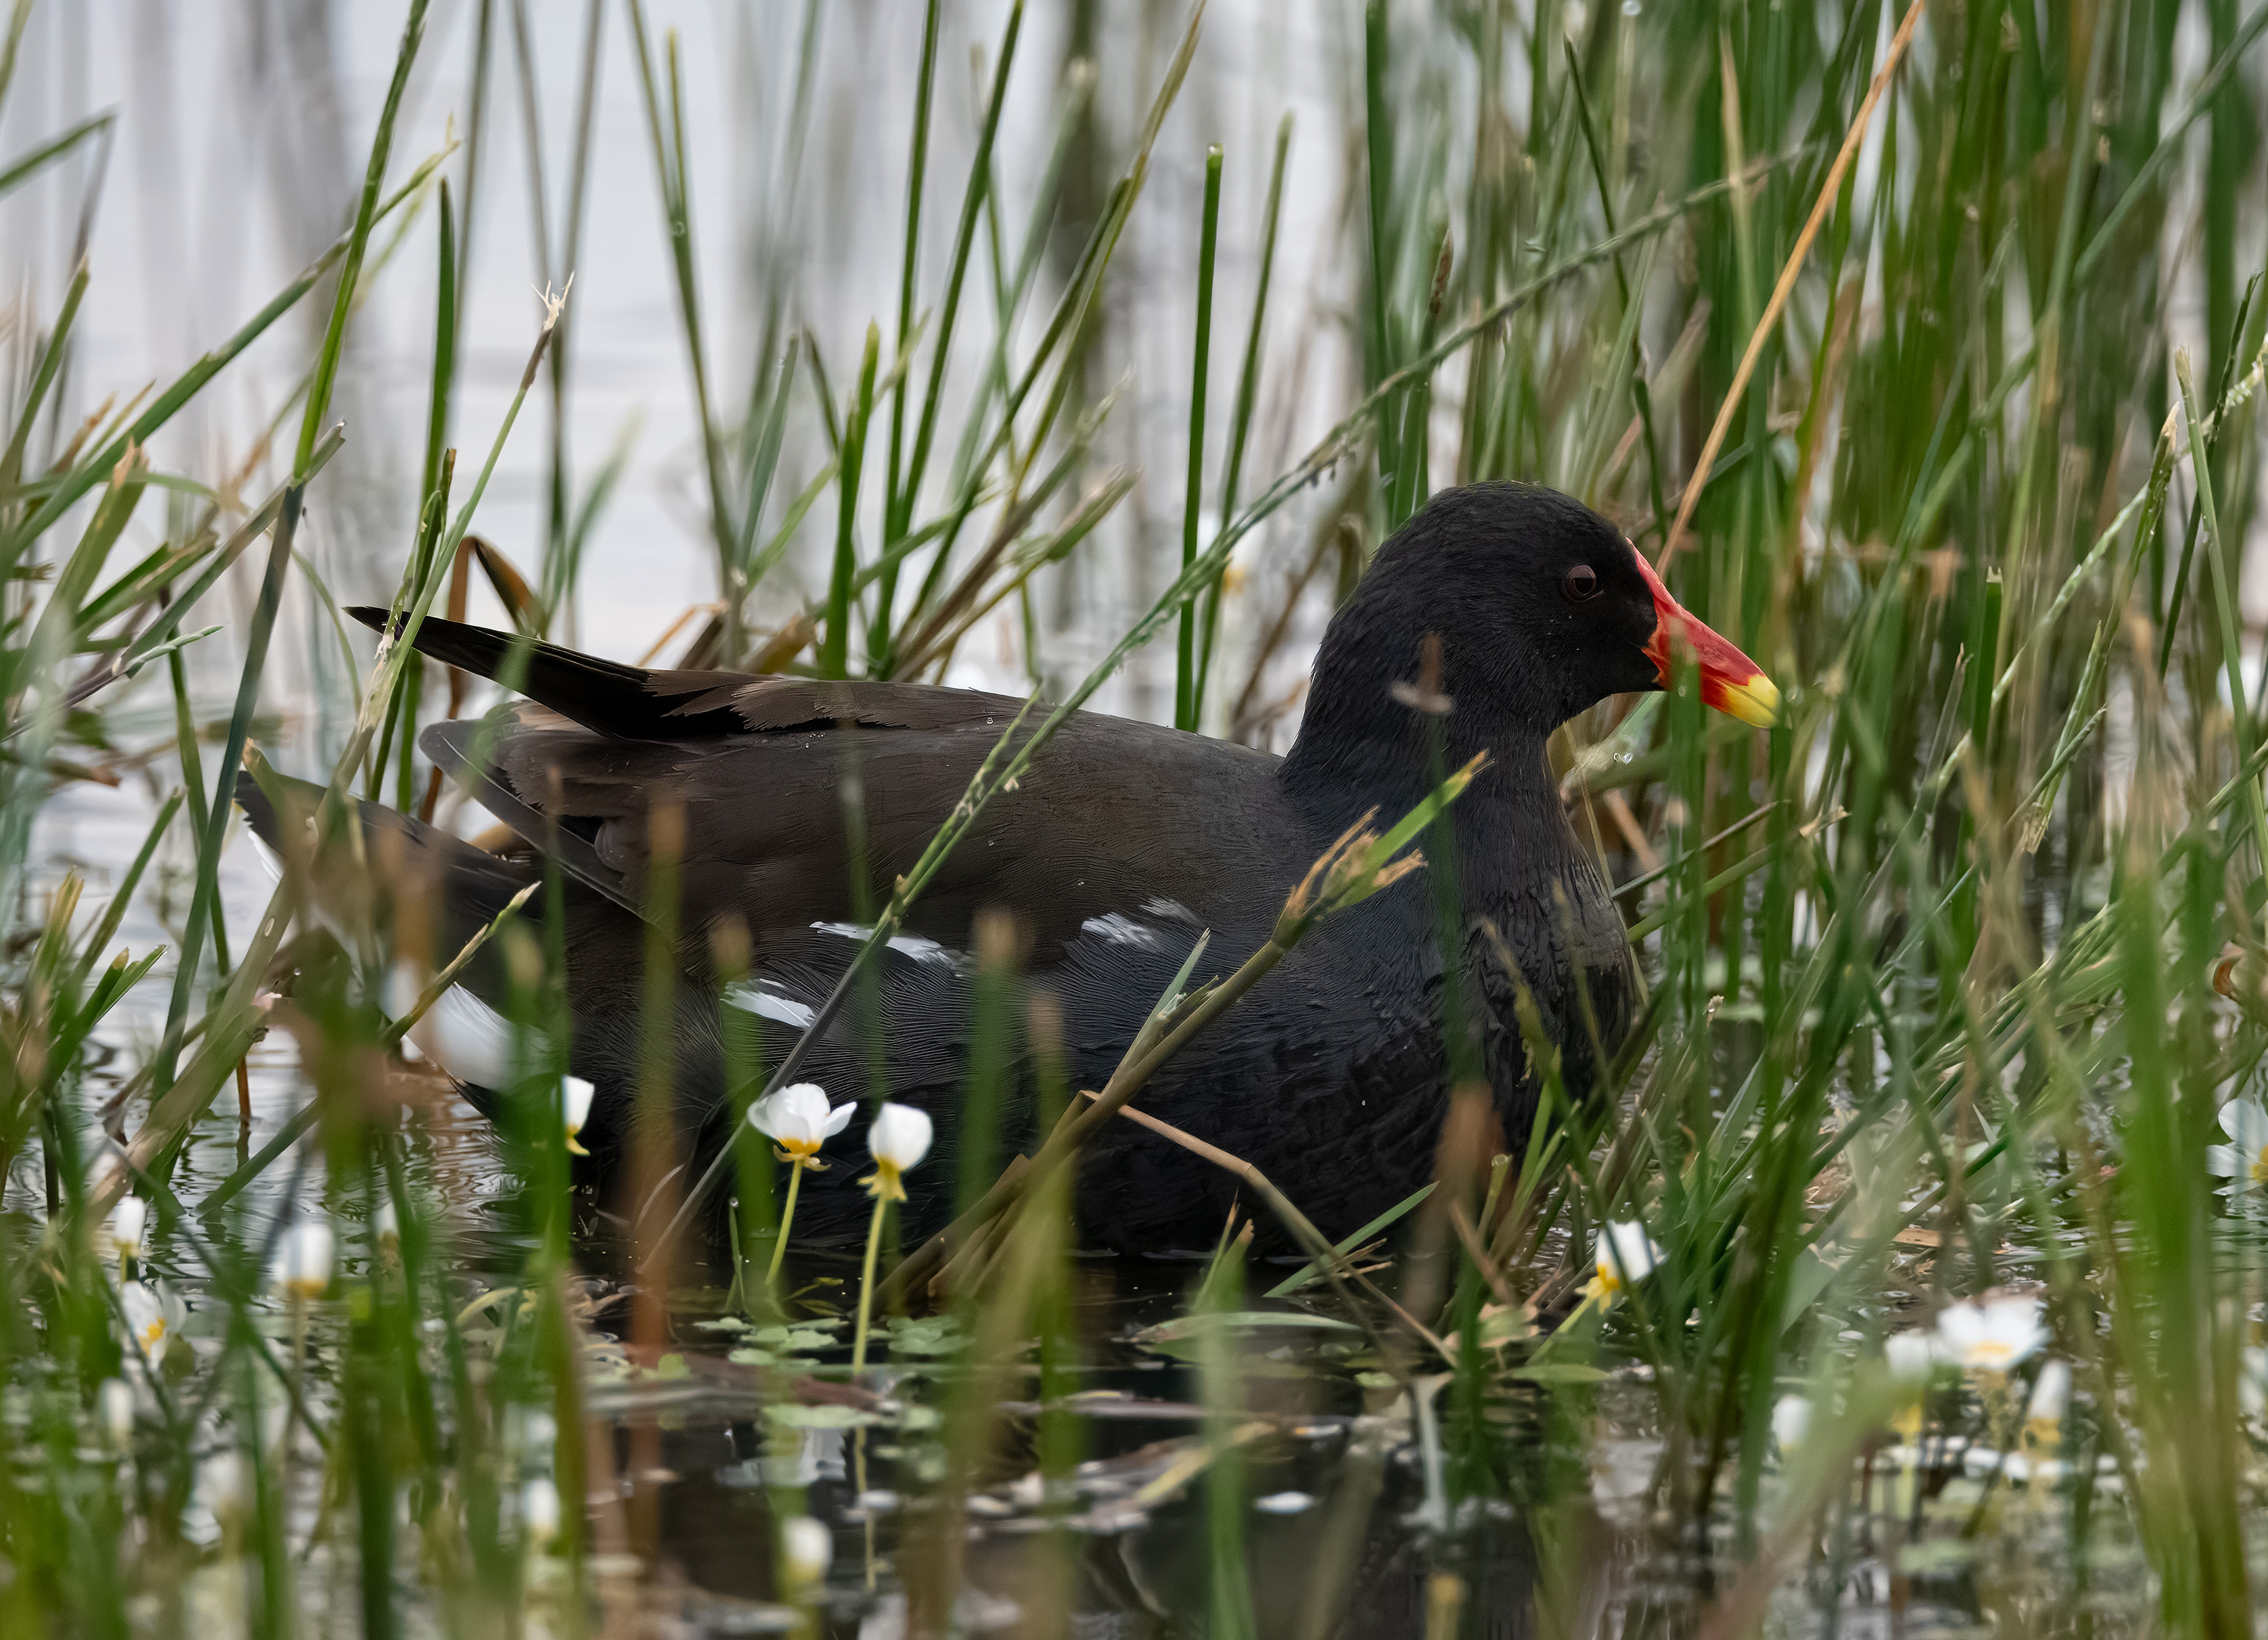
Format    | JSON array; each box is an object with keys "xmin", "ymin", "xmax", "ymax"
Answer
[
  {"xmin": 370, "ymin": 606, "xmax": 1300, "ymax": 962},
  {"xmin": 426, "ymin": 699, "xmax": 1297, "ymax": 966}
]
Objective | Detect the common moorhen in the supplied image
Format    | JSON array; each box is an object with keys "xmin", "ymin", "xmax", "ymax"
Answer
[{"xmin": 266, "ymin": 482, "xmax": 1775, "ymax": 1253}]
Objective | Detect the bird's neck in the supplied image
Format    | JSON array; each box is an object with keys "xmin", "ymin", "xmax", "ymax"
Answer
[
  {"xmin": 1279, "ymin": 582, "xmax": 1588, "ymax": 885},
  {"xmin": 1280, "ymin": 697, "xmax": 1571, "ymax": 875}
]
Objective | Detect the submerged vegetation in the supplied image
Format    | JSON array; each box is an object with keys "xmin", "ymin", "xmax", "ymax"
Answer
[{"xmin": 8, "ymin": 0, "xmax": 2268, "ymax": 1634}]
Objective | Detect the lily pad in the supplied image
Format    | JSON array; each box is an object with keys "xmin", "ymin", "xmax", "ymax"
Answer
[
  {"xmin": 1136, "ymin": 1311, "xmax": 1359, "ymax": 1346},
  {"xmin": 888, "ymin": 1314, "xmax": 966, "ymax": 1356},
  {"xmin": 1508, "ymin": 1363, "xmax": 1609, "ymax": 1384},
  {"xmin": 750, "ymin": 1325, "xmax": 839, "ymax": 1353},
  {"xmin": 764, "ymin": 1403, "xmax": 881, "ymax": 1429}
]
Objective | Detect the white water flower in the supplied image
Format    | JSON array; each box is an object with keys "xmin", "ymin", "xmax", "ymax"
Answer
[
  {"xmin": 196, "ymin": 1452, "xmax": 253, "ymax": 1528},
  {"xmin": 562, "ymin": 1076, "xmax": 595, "ymax": 1155},
  {"xmin": 851, "ymin": 1103, "xmax": 937, "ymax": 1374},
  {"xmin": 2244, "ymin": 1347, "xmax": 2268, "ymax": 1418},
  {"xmin": 107, "ymin": 1196, "xmax": 147, "ymax": 1273},
  {"xmin": 85, "ymin": 1147, "xmax": 125, "ymax": 1206},
  {"xmin": 271, "ymin": 1221, "xmax": 334, "ymax": 1302},
  {"xmin": 759, "ymin": 1087, "xmax": 856, "ymax": 1288},
  {"xmin": 1885, "ymin": 1330, "xmax": 1937, "ymax": 1385},
  {"xmin": 863, "ymin": 1102, "xmax": 934, "ymax": 1203},
  {"xmin": 2026, "ymin": 1359, "xmax": 2071, "ymax": 1433},
  {"xmin": 119, "ymin": 1280, "xmax": 184, "ymax": 1367},
  {"xmin": 1254, "ymin": 1490, "xmax": 1317, "ymax": 1514},
  {"xmin": 1772, "ymin": 1394, "xmax": 1811, "ymax": 1453},
  {"xmin": 372, "ymin": 1198, "xmax": 400, "ymax": 1256},
  {"xmin": 1934, "ymin": 1294, "xmax": 2046, "ymax": 1372},
  {"xmin": 748, "ymin": 1083, "xmax": 854, "ymax": 1167},
  {"xmin": 520, "ymin": 1476, "xmax": 561, "ymax": 1548},
  {"xmin": 1583, "ymin": 1221, "xmax": 1662, "ymax": 1307},
  {"xmin": 2206, "ymin": 1096, "xmax": 2268, "ymax": 1187},
  {"xmin": 779, "ymin": 1514, "xmax": 832, "ymax": 1590},
  {"xmin": 96, "ymin": 1378, "xmax": 135, "ymax": 1452}
]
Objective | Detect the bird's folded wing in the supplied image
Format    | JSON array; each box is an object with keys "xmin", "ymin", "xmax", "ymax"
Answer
[
  {"xmin": 419, "ymin": 719, "xmax": 640, "ymax": 917},
  {"xmin": 418, "ymin": 698, "xmax": 1291, "ymax": 964}
]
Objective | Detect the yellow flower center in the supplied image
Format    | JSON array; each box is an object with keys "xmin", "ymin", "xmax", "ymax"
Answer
[
  {"xmin": 2250, "ymin": 1145, "xmax": 2268, "ymax": 1186},
  {"xmin": 865, "ymin": 1161, "xmax": 906, "ymax": 1202},
  {"xmin": 564, "ymin": 1121, "xmax": 590, "ymax": 1158},
  {"xmin": 1968, "ymin": 1341, "xmax": 2014, "ymax": 1369}
]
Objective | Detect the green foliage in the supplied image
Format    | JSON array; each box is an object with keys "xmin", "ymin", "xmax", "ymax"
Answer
[{"xmin": 5, "ymin": 0, "xmax": 2268, "ymax": 1633}]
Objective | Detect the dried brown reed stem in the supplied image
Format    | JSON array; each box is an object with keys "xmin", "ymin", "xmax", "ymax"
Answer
[
  {"xmin": 885, "ymin": 771, "xmax": 1485, "ymax": 1306},
  {"xmin": 881, "ymin": 915, "xmax": 1306, "ymax": 1304},
  {"xmin": 626, "ymin": 798, "xmax": 685, "ymax": 1558},
  {"xmin": 1445, "ymin": 1200, "xmax": 1521, "ymax": 1315},
  {"xmin": 927, "ymin": 1152, "xmax": 1027, "ymax": 1297},
  {"xmin": 1396, "ymin": 1080, "xmax": 1497, "ymax": 1327},
  {"xmin": 904, "ymin": 1050, "xmax": 1074, "ymax": 1632},
  {"xmin": 1074, "ymin": 1090, "xmax": 1447, "ymax": 1364},
  {"xmin": 1656, "ymin": 0, "xmax": 1927, "ymax": 567}
]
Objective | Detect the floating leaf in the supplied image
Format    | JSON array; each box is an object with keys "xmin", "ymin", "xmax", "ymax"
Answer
[
  {"xmin": 751, "ymin": 1325, "xmax": 840, "ymax": 1354},
  {"xmin": 1508, "ymin": 1363, "xmax": 1610, "ymax": 1384},
  {"xmin": 764, "ymin": 1403, "xmax": 881, "ymax": 1430},
  {"xmin": 1136, "ymin": 1311, "xmax": 1359, "ymax": 1346},
  {"xmin": 887, "ymin": 1314, "xmax": 966, "ymax": 1356}
]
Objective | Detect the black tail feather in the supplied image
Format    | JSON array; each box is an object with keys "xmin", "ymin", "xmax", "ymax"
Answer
[{"xmin": 345, "ymin": 606, "xmax": 749, "ymax": 739}]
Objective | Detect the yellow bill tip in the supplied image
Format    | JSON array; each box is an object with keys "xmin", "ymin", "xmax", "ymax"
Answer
[{"xmin": 1712, "ymin": 671, "xmax": 1781, "ymax": 729}]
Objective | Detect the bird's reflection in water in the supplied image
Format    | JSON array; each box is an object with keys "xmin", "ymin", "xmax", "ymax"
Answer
[
  {"xmin": 612, "ymin": 1406, "xmax": 1551, "ymax": 1633},
  {"xmin": 607, "ymin": 1388, "xmax": 1544, "ymax": 1638},
  {"xmin": 564, "ymin": 1213, "xmax": 1560, "ymax": 1636}
]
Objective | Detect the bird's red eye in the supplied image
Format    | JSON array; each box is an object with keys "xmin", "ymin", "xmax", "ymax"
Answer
[{"xmin": 1563, "ymin": 564, "xmax": 1600, "ymax": 603}]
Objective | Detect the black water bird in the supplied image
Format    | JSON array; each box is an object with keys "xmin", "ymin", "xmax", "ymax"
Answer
[{"xmin": 255, "ymin": 482, "xmax": 1776, "ymax": 1254}]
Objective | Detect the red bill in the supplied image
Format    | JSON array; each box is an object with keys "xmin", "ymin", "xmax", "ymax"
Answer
[{"xmin": 1632, "ymin": 547, "xmax": 1780, "ymax": 727}]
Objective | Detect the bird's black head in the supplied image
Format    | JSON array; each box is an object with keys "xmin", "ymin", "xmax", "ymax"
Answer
[{"xmin": 1286, "ymin": 482, "xmax": 1776, "ymax": 782}]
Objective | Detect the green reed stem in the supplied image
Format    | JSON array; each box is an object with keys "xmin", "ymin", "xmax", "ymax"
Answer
[
  {"xmin": 766, "ymin": 1161, "xmax": 805, "ymax": 1289},
  {"xmin": 1175, "ymin": 145, "xmax": 1223, "ymax": 733},
  {"xmin": 2176, "ymin": 351, "xmax": 2268, "ymax": 873},
  {"xmin": 626, "ymin": 5, "xmax": 739, "ymax": 602},
  {"xmin": 850, "ymin": 1190, "xmax": 888, "ymax": 1374},
  {"xmin": 1192, "ymin": 113, "xmax": 1289, "ymax": 727},
  {"xmin": 873, "ymin": 0, "xmax": 943, "ymax": 669},
  {"xmin": 152, "ymin": 0, "xmax": 432, "ymax": 1100},
  {"xmin": 822, "ymin": 326, "xmax": 881, "ymax": 678},
  {"xmin": 881, "ymin": 0, "xmax": 1026, "ymax": 673}
]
